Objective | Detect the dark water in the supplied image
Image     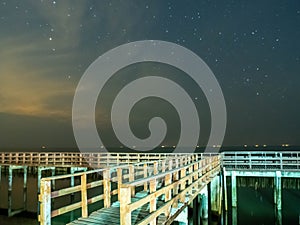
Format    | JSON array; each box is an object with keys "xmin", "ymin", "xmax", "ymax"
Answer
[{"xmin": 1, "ymin": 173, "xmax": 300, "ymax": 225}]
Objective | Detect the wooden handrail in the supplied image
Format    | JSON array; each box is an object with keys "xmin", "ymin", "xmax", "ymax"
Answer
[
  {"xmin": 119, "ymin": 155, "xmax": 221, "ymax": 225},
  {"xmin": 38, "ymin": 154, "xmax": 200, "ymax": 225}
]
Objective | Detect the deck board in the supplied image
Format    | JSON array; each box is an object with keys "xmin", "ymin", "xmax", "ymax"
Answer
[{"xmin": 67, "ymin": 193, "xmax": 166, "ymax": 225}]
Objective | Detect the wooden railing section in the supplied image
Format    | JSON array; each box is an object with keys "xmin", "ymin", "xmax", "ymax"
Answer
[
  {"xmin": 38, "ymin": 154, "xmax": 202, "ymax": 225},
  {"xmin": 0, "ymin": 152, "xmax": 199, "ymax": 168},
  {"xmin": 120, "ymin": 155, "xmax": 220, "ymax": 225},
  {"xmin": 222, "ymin": 151, "xmax": 300, "ymax": 171}
]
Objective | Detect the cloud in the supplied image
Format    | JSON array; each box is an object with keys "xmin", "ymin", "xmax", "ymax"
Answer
[
  {"xmin": 0, "ymin": 1, "xmax": 158, "ymax": 120},
  {"xmin": 0, "ymin": 59, "xmax": 75, "ymax": 118}
]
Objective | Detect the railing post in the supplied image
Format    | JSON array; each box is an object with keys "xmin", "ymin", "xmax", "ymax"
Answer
[
  {"xmin": 168, "ymin": 159, "xmax": 173, "ymax": 171},
  {"xmin": 162, "ymin": 160, "xmax": 166, "ymax": 172},
  {"xmin": 173, "ymin": 159, "xmax": 179, "ymax": 203},
  {"xmin": 81, "ymin": 174, "xmax": 88, "ymax": 218},
  {"xmin": 180, "ymin": 156, "xmax": 184, "ymax": 167},
  {"xmin": 249, "ymin": 153, "xmax": 252, "ymax": 169},
  {"xmin": 194, "ymin": 162, "xmax": 199, "ymax": 181},
  {"xmin": 153, "ymin": 162, "xmax": 158, "ymax": 175},
  {"xmin": 189, "ymin": 163, "xmax": 193, "ymax": 180},
  {"xmin": 103, "ymin": 169, "xmax": 111, "ymax": 208},
  {"xmin": 180, "ymin": 168, "xmax": 186, "ymax": 202},
  {"xmin": 129, "ymin": 165, "xmax": 135, "ymax": 197},
  {"xmin": 143, "ymin": 163, "xmax": 148, "ymax": 191},
  {"xmin": 150, "ymin": 179, "xmax": 157, "ymax": 225},
  {"xmin": 39, "ymin": 179, "xmax": 51, "ymax": 225},
  {"xmin": 120, "ymin": 186, "xmax": 131, "ymax": 225},
  {"xmin": 279, "ymin": 153, "xmax": 283, "ymax": 170},
  {"xmin": 117, "ymin": 168, "xmax": 123, "ymax": 201},
  {"xmin": 164, "ymin": 173, "xmax": 172, "ymax": 217}
]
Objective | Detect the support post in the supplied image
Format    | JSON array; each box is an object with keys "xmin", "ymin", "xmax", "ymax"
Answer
[
  {"xmin": 70, "ymin": 167, "xmax": 75, "ymax": 221},
  {"xmin": 231, "ymin": 171, "xmax": 237, "ymax": 207},
  {"xmin": 8, "ymin": 166, "xmax": 13, "ymax": 216},
  {"xmin": 143, "ymin": 163, "xmax": 148, "ymax": 191},
  {"xmin": 103, "ymin": 169, "xmax": 111, "ymax": 208},
  {"xmin": 120, "ymin": 186, "xmax": 131, "ymax": 225},
  {"xmin": 129, "ymin": 165, "xmax": 135, "ymax": 197},
  {"xmin": 180, "ymin": 168, "xmax": 186, "ymax": 203},
  {"xmin": 51, "ymin": 168, "xmax": 55, "ymax": 190},
  {"xmin": 274, "ymin": 171, "xmax": 282, "ymax": 225},
  {"xmin": 232, "ymin": 207, "xmax": 237, "ymax": 225},
  {"xmin": 150, "ymin": 179, "xmax": 157, "ymax": 225},
  {"xmin": 23, "ymin": 166, "xmax": 28, "ymax": 211},
  {"xmin": 201, "ymin": 186, "xmax": 208, "ymax": 220},
  {"xmin": 188, "ymin": 204, "xmax": 193, "ymax": 225},
  {"xmin": 153, "ymin": 162, "xmax": 158, "ymax": 175},
  {"xmin": 274, "ymin": 171, "xmax": 282, "ymax": 211},
  {"xmin": 162, "ymin": 160, "xmax": 166, "ymax": 172},
  {"xmin": 193, "ymin": 196, "xmax": 200, "ymax": 225},
  {"xmin": 164, "ymin": 173, "xmax": 172, "ymax": 217},
  {"xmin": 39, "ymin": 179, "xmax": 51, "ymax": 225},
  {"xmin": 210, "ymin": 176, "xmax": 217, "ymax": 213},
  {"xmin": 208, "ymin": 182, "xmax": 211, "ymax": 225},
  {"xmin": 223, "ymin": 168, "xmax": 228, "ymax": 211},
  {"xmin": 117, "ymin": 168, "xmax": 123, "ymax": 201},
  {"xmin": 81, "ymin": 174, "xmax": 88, "ymax": 218}
]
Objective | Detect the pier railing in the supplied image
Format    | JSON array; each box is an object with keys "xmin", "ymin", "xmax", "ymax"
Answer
[
  {"xmin": 119, "ymin": 155, "xmax": 220, "ymax": 225},
  {"xmin": 0, "ymin": 152, "xmax": 199, "ymax": 168},
  {"xmin": 38, "ymin": 155, "xmax": 200, "ymax": 224},
  {"xmin": 222, "ymin": 151, "xmax": 300, "ymax": 171}
]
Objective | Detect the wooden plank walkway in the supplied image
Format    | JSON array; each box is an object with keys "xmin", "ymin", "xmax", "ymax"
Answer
[{"xmin": 67, "ymin": 196, "xmax": 166, "ymax": 225}]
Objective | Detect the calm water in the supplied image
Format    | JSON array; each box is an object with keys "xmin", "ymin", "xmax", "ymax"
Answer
[{"xmin": 1, "ymin": 173, "xmax": 300, "ymax": 225}]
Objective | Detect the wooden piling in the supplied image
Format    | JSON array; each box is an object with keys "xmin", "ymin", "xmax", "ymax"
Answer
[
  {"xmin": 223, "ymin": 167, "xmax": 228, "ymax": 211},
  {"xmin": 274, "ymin": 171, "xmax": 282, "ymax": 211},
  {"xmin": 231, "ymin": 171, "xmax": 237, "ymax": 207}
]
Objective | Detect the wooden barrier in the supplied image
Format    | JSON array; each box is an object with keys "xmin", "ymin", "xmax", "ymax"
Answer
[
  {"xmin": 119, "ymin": 155, "xmax": 220, "ymax": 225},
  {"xmin": 0, "ymin": 152, "xmax": 216, "ymax": 168},
  {"xmin": 38, "ymin": 155, "xmax": 199, "ymax": 225}
]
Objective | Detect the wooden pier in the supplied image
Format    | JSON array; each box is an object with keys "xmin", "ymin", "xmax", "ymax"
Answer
[
  {"xmin": 37, "ymin": 154, "xmax": 221, "ymax": 225},
  {"xmin": 222, "ymin": 151, "xmax": 300, "ymax": 225},
  {"xmin": 1, "ymin": 151, "xmax": 300, "ymax": 225}
]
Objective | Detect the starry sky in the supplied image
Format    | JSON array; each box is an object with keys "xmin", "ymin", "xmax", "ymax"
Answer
[{"xmin": 0, "ymin": 0, "xmax": 300, "ymax": 150}]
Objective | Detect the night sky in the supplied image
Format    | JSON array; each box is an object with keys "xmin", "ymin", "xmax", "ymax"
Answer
[{"xmin": 0, "ymin": 0, "xmax": 299, "ymax": 150}]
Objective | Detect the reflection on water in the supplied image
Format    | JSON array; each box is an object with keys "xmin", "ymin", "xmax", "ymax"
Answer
[{"xmin": 0, "ymin": 173, "xmax": 300, "ymax": 225}]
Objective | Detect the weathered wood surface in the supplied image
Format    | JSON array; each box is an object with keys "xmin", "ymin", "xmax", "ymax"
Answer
[{"xmin": 67, "ymin": 197, "xmax": 166, "ymax": 225}]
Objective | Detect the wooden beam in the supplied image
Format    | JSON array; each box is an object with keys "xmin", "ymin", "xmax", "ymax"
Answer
[
  {"xmin": 81, "ymin": 173, "xmax": 88, "ymax": 218},
  {"xmin": 120, "ymin": 186, "xmax": 131, "ymax": 225},
  {"xmin": 103, "ymin": 169, "xmax": 111, "ymax": 208}
]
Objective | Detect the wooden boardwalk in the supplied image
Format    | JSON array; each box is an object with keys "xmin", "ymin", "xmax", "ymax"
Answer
[
  {"xmin": 67, "ymin": 197, "xmax": 167, "ymax": 225},
  {"xmin": 38, "ymin": 154, "xmax": 220, "ymax": 225},
  {"xmin": 2, "ymin": 151, "xmax": 299, "ymax": 224}
]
